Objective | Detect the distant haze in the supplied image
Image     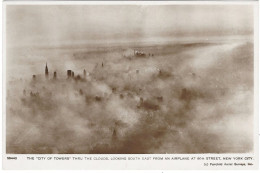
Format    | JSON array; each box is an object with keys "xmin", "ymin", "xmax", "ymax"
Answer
[{"xmin": 6, "ymin": 5, "xmax": 253, "ymax": 48}]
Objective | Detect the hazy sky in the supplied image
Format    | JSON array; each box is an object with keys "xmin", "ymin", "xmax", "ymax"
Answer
[{"xmin": 6, "ymin": 5, "xmax": 254, "ymax": 47}]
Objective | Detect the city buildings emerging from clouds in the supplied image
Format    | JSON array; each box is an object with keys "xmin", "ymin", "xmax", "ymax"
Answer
[{"xmin": 45, "ymin": 63, "xmax": 49, "ymax": 79}]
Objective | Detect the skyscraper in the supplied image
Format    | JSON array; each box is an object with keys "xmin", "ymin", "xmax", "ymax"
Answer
[
  {"xmin": 67, "ymin": 70, "xmax": 72, "ymax": 78},
  {"xmin": 45, "ymin": 62, "xmax": 49, "ymax": 78},
  {"xmin": 83, "ymin": 69, "xmax": 86, "ymax": 78},
  {"xmin": 112, "ymin": 129, "xmax": 117, "ymax": 142},
  {"xmin": 32, "ymin": 75, "xmax": 36, "ymax": 80},
  {"xmin": 53, "ymin": 71, "xmax": 57, "ymax": 79}
]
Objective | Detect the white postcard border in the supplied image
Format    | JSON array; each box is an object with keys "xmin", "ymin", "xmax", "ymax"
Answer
[{"xmin": 2, "ymin": 0, "xmax": 259, "ymax": 170}]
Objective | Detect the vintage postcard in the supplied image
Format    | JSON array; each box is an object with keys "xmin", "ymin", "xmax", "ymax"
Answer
[{"xmin": 2, "ymin": 0, "xmax": 259, "ymax": 170}]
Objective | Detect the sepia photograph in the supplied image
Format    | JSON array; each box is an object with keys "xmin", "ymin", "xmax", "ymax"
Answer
[{"xmin": 4, "ymin": 2, "xmax": 256, "ymax": 157}]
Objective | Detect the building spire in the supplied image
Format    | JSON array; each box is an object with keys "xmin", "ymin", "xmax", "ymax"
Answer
[{"xmin": 45, "ymin": 62, "xmax": 49, "ymax": 78}]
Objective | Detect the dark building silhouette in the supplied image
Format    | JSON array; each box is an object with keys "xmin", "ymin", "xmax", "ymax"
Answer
[
  {"xmin": 79, "ymin": 89, "xmax": 83, "ymax": 95},
  {"xmin": 112, "ymin": 129, "xmax": 117, "ymax": 141},
  {"xmin": 45, "ymin": 63, "xmax": 49, "ymax": 78},
  {"xmin": 156, "ymin": 96, "xmax": 163, "ymax": 102},
  {"xmin": 83, "ymin": 69, "xmax": 86, "ymax": 78},
  {"xmin": 53, "ymin": 71, "xmax": 57, "ymax": 79},
  {"xmin": 32, "ymin": 75, "xmax": 36, "ymax": 80},
  {"xmin": 67, "ymin": 70, "xmax": 72, "ymax": 78},
  {"xmin": 72, "ymin": 71, "xmax": 74, "ymax": 78},
  {"xmin": 30, "ymin": 91, "xmax": 39, "ymax": 98},
  {"xmin": 102, "ymin": 62, "xmax": 104, "ymax": 67},
  {"xmin": 112, "ymin": 87, "xmax": 116, "ymax": 93},
  {"xmin": 76, "ymin": 75, "xmax": 81, "ymax": 80},
  {"xmin": 95, "ymin": 96, "xmax": 102, "ymax": 102}
]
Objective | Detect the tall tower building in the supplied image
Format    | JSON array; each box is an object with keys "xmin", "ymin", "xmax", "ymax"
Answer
[
  {"xmin": 112, "ymin": 129, "xmax": 117, "ymax": 142},
  {"xmin": 53, "ymin": 71, "xmax": 57, "ymax": 79},
  {"xmin": 32, "ymin": 75, "xmax": 36, "ymax": 81},
  {"xmin": 45, "ymin": 62, "xmax": 49, "ymax": 78},
  {"xmin": 67, "ymin": 70, "xmax": 72, "ymax": 78},
  {"xmin": 83, "ymin": 69, "xmax": 86, "ymax": 78}
]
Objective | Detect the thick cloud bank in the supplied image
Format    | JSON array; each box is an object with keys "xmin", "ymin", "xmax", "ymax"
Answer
[{"xmin": 6, "ymin": 40, "xmax": 253, "ymax": 154}]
